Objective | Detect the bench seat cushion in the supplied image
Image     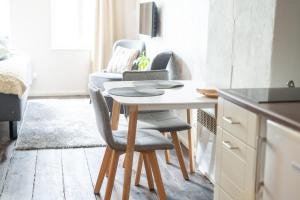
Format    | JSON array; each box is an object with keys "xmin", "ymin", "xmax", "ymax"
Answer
[{"xmin": 89, "ymin": 72, "xmax": 122, "ymax": 91}]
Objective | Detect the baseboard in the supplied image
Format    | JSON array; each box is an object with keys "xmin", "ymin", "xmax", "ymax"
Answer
[{"xmin": 29, "ymin": 91, "xmax": 89, "ymax": 97}]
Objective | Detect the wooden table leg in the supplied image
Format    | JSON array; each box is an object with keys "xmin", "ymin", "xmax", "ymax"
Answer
[
  {"xmin": 122, "ymin": 105, "xmax": 138, "ymax": 200},
  {"xmin": 111, "ymin": 101, "xmax": 121, "ymax": 130},
  {"xmin": 187, "ymin": 109, "xmax": 195, "ymax": 173}
]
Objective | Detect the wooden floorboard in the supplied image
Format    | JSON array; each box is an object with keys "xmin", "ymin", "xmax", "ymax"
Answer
[
  {"xmin": 159, "ymin": 148, "xmax": 213, "ymax": 199},
  {"xmin": 85, "ymin": 147, "xmax": 120, "ymax": 200},
  {"xmin": 32, "ymin": 149, "xmax": 65, "ymax": 200},
  {"xmin": 0, "ymin": 140, "xmax": 15, "ymax": 195},
  {"xmin": 0, "ymin": 150, "xmax": 37, "ymax": 200},
  {"xmin": 116, "ymin": 152, "xmax": 158, "ymax": 200},
  {"xmin": 62, "ymin": 148, "xmax": 96, "ymax": 200},
  {"xmin": 0, "ymin": 121, "xmax": 213, "ymax": 200}
]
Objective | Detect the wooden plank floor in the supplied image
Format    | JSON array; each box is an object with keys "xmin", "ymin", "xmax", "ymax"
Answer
[{"xmin": 0, "ymin": 121, "xmax": 213, "ymax": 200}]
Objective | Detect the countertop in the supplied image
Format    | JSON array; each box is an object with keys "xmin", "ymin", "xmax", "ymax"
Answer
[{"xmin": 218, "ymin": 88, "xmax": 300, "ymax": 132}]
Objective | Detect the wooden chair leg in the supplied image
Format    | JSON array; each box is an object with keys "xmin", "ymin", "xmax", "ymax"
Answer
[
  {"xmin": 171, "ymin": 132, "xmax": 189, "ymax": 180},
  {"xmin": 134, "ymin": 153, "xmax": 143, "ymax": 186},
  {"xmin": 135, "ymin": 153, "xmax": 155, "ymax": 191},
  {"xmin": 106, "ymin": 100, "xmax": 121, "ymax": 177},
  {"xmin": 148, "ymin": 151, "xmax": 167, "ymax": 200},
  {"xmin": 186, "ymin": 109, "xmax": 195, "ymax": 173},
  {"xmin": 106, "ymin": 159, "xmax": 112, "ymax": 178},
  {"xmin": 163, "ymin": 132, "xmax": 171, "ymax": 164},
  {"xmin": 143, "ymin": 153, "xmax": 154, "ymax": 191},
  {"xmin": 104, "ymin": 150, "xmax": 120, "ymax": 200},
  {"xmin": 123, "ymin": 154, "xmax": 127, "ymax": 168},
  {"xmin": 94, "ymin": 147, "xmax": 113, "ymax": 194}
]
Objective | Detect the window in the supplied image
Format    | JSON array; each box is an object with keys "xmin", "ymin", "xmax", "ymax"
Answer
[
  {"xmin": 51, "ymin": 0, "xmax": 95, "ymax": 50},
  {"xmin": 0, "ymin": 0, "xmax": 11, "ymax": 38}
]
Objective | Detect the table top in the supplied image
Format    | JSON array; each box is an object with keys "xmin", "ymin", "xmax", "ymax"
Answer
[{"xmin": 104, "ymin": 80, "xmax": 217, "ymax": 111}]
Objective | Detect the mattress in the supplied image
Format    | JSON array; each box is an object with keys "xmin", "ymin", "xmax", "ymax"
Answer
[{"xmin": 0, "ymin": 53, "xmax": 31, "ymax": 98}]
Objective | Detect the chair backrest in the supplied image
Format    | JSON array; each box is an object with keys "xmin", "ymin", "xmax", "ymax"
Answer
[
  {"xmin": 150, "ymin": 51, "xmax": 173, "ymax": 70},
  {"xmin": 113, "ymin": 39, "xmax": 146, "ymax": 56},
  {"xmin": 88, "ymin": 84, "xmax": 115, "ymax": 148},
  {"xmin": 123, "ymin": 70, "xmax": 169, "ymax": 81}
]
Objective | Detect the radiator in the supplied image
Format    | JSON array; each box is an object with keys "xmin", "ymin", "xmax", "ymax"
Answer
[{"xmin": 195, "ymin": 108, "xmax": 217, "ymax": 184}]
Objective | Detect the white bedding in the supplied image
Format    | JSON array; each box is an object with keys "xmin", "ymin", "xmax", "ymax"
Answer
[{"xmin": 0, "ymin": 53, "xmax": 31, "ymax": 98}]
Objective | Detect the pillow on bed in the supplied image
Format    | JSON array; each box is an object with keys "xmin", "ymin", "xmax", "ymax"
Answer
[
  {"xmin": 0, "ymin": 35, "xmax": 9, "ymax": 48},
  {"xmin": 106, "ymin": 46, "xmax": 139, "ymax": 73},
  {"xmin": 0, "ymin": 48, "xmax": 10, "ymax": 61}
]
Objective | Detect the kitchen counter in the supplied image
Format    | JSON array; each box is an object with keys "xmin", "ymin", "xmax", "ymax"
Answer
[
  {"xmin": 215, "ymin": 88, "xmax": 300, "ymax": 200},
  {"xmin": 218, "ymin": 88, "xmax": 300, "ymax": 132}
]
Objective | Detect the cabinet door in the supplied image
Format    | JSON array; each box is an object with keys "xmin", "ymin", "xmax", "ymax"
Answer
[
  {"xmin": 263, "ymin": 121, "xmax": 300, "ymax": 200},
  {"xmin": 214, "ymin": 185, "xmax": 233, "ymax": 200},
  {"xmin": 220, "ymin": 98, "xmax": 259, "ymax": 148},
  {"xmin": 215, "ymin": 128, "xmax": 256, "ymax": 200}
]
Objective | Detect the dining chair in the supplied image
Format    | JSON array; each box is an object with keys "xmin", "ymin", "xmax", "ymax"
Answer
[
  {"xmin": 89, "ymin": 84, "xmax": 174, "ymax": 200},
  {"xmin": 122, "ymin": 70, "xmax": 193, "ymax": 181}
]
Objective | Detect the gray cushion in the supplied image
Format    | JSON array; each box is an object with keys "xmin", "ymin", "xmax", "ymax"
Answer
[
  {"xmin": 137, "ymin": 111, "xmax": 191, "ymax": 132},
  {"xmin": 89, "ymin": 72, "xmax": 122, "ymax": 91},
  {"xmin": 150, "ymin": 51, "xmax": 173, "ymax": 70},
  {"xmin": 112, "ymin": 129, "xmax": 174, "ymax": 151}
]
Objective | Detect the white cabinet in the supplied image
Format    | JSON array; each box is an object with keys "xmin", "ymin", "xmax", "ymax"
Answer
[
  {"xmin": 215, "ymin": 98, "xmax": 259, "ymax": 200},
  {"xmin": 222, "ymin": 100, "xmax": 259, "ymax": 148},
  {"xmin": 262, "ymin": 121, "xmax": 300, "ymax": 200},
  {"xmin": 215, "ymin": 185, "xmax": 233, "ymax": 200}
]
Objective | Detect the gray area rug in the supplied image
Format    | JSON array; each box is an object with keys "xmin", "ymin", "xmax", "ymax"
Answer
[{"xmin": 16, "ymin": 98, "xmax": 106, "ymax": 150}]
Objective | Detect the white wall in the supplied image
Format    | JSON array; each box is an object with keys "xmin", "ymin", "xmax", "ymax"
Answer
[
  {"xmin": 139, "ymin": 0, "xmax": 210, "ymax": 83},
  {"xmin": 231, "ymin": 0, "xmax": 276, "ymax": 88},
  {"xmin": 138, "ymin": 0, "xmax": 276, "ymax": 89},
  {"xmin": 207, "ymin": 0, "xmax": 276, "ymax": 88},
  {"xmin": 205, "ymin": 0, "xmax": 234, "ymax": 88},
  {"xmin": 10, "ymin": 0, "xmax": 91, "ymax": 96},
  {"xmin": 270, "ymin": 0, "xmax": 300, "ymax": 87},
  {"xmin": 207, "ymin": 0, "xmax": 300, "ymax": 89}
]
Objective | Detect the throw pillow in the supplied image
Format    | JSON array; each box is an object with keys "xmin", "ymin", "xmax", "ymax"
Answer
[
  {"xmin": 0, "ymin": 48, "xmax": 10, "ymax": 61},
  {"xmin": 0, "ymin": 35, "xmax": 9, "ymax": 48},
  {"xmin": 106, "ymin": 46, "xmax": 139, "ymax": 73}
]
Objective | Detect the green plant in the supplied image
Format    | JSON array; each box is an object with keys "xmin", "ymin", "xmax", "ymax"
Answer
[{"xmin": 136, "ymin": 52, "xmax": 150, "ymax": 70}]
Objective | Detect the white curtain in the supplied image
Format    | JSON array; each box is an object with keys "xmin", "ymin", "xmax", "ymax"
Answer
[{"xmin": 91, "ymin": 0, "xmax": 137, "ymax": 72}]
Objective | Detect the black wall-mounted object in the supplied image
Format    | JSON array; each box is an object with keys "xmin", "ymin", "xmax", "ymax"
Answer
[{"xmin": 139, "ymin": 2, "xmax": 158, "ymax": 37}]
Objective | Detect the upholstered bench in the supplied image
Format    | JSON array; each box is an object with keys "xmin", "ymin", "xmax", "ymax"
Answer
[{"xmin": 89, "ymin": 39, "xmax": 172, "ymax": 114}]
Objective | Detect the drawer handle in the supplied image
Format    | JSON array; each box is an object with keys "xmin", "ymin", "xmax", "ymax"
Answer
[
  {"xmin": 222, "ymin": 141, "xmax": 239, "ymax": 150},
  {"xmin": 223, "ymin": 116, "xmax": 240, "ymax": 124},
  {"xmin": 292, "ymin": 161, "xmax": 300, "ymax": 173}
]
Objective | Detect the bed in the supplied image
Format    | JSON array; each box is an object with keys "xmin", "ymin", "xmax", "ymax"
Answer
[{"xmin": 0, "ymin": 53, "xmax": 32, "ymax": 139}]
